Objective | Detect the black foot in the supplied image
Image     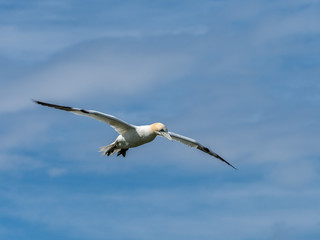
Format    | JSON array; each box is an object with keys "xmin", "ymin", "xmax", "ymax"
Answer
[
  {"xmin": 106, "ymin": 145, "xmax": 117, "ymax": 156},
  {"xmin": 117, "ymin": 149, "xmax": 128, "ymax": 157}
]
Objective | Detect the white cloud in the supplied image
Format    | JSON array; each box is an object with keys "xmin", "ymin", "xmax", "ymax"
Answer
[
  {"xmin": 47, "ymin": 167, "xmax": 67, "ymax": 177},
  {"xmin": 0, "ymin": 26, "xmax": 72, "ymax": 61},
  {"xmin": 0, "ymin": 153, "xmax": 43, "ymax": 171},
  {"xmin": 0, "ymin": 36, "xmax": 193, "ymax": 114}
]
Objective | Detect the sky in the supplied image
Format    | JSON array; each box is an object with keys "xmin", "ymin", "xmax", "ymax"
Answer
[{"xmin": 0, "ymin": 0, "xmax": 320, "ymax": 239}]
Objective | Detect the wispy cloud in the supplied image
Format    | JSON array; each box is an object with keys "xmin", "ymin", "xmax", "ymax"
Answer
[
  {"xmin": 2, "ymin": 182, "xmax": 320, "ymax": 239},
  {"xmin": 47, "ymin": 167, "xmax": 67, "ymax": 177},
  {"xmin": 0, "ymin": 36, "xmax": 194, "ymax": 113}
]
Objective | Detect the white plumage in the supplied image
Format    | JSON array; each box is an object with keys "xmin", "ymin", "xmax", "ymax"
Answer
[{"xmin": 34, "ymin": 100, "xmax": 236, "ymax": 169}]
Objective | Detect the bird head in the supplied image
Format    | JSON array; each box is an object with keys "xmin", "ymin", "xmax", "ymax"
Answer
[{"xmin": 151, "ymin": 123, "xmax": 172, "ymax": 141}]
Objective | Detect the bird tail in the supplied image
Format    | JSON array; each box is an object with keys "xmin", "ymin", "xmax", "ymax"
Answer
[{"xmin": 99, "ymin": 142, "xmax": 120, "ymax": 156}]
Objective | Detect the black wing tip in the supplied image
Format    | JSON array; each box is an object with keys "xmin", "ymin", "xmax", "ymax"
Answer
[
  {"xmin": 32, "ymin": 99, "xmax": 73, "ymax": 112},
  {"xmin": 33, "ymin": 99, "xmax": 52, "ymax": 108},
  {"xmin": 32, "ymin": 99, "xmax": 41, "ymax": 104},
  {"xmin": 32, "ymin": 99, "xmax": 51, "ymax": 106},
  {"xmin": 199, "ymin": 146, "xmax": 237, "ymax": 170},
  {"xmin": 215, "ymin": 154, "xmax": 237, "ymax": 170}
]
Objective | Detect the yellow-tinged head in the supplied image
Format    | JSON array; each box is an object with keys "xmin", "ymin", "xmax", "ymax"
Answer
[
  {"xmin": 151, "ymin": 122, "xmax": 166, "ymax": 132},
  {"xmin": 151, "ymin": 122, "xmax": 172, "ymax": 141}
]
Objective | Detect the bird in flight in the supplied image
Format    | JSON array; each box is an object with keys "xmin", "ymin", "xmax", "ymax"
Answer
[{"xmin": 33, "ymin": 100, "xmax": 236, "ymax": 169}]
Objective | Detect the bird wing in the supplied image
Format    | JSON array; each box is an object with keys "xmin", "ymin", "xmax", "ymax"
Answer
[
  {"xmin": 34, "ymin": 100, "xmax": 135, "ymax": 135},
  {"xmin": 168, "ymin": 131, "xmax": 237, "ymax": 169}
]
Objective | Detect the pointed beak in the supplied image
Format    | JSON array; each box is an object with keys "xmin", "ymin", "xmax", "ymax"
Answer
[{"xmin": 159, "ymin": 131, "xmax": 173, "ymax": 141}]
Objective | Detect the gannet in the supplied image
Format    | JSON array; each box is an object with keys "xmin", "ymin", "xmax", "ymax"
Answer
[{"xmin": 33, "ymin": 100, "xmax": 236, "ymax": 169}]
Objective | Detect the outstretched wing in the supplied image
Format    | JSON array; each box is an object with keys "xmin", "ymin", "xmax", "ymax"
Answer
[
  {"xmin": 169, "ymin": 131, "xmax": 237, "ymax": 169},
  {"xmin": 33, "ymin": 100, "xmax": 135, "ymax": 135}
]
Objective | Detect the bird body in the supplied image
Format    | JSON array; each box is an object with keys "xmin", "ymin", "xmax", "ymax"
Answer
[
  {"xmin": 33, "ymin": 100, "xmax": 236, "ymax": 169},
  {"xmin": 115, "ymin": 125, "xmax": 157, "ymax": 149}
]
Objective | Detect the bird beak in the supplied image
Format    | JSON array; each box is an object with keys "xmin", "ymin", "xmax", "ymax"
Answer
[{"xmin": 159, "ymin": 131, "xmax": 173, "ymax": 141}]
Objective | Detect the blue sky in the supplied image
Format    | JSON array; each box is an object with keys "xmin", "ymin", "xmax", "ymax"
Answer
[{"xmin": 1, "ymin": 0, "xmax": 320, "ymax": 239}]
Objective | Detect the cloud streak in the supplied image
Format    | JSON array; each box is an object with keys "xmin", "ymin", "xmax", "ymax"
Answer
[{"xmin": 2, "ymin": 182, "xmax": 320, "ymax": 240}]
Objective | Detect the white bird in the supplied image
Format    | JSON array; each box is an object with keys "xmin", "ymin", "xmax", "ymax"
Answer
[{"xmin": 33, "ymin": 100, "xmax": 236, "ymax": 169}]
